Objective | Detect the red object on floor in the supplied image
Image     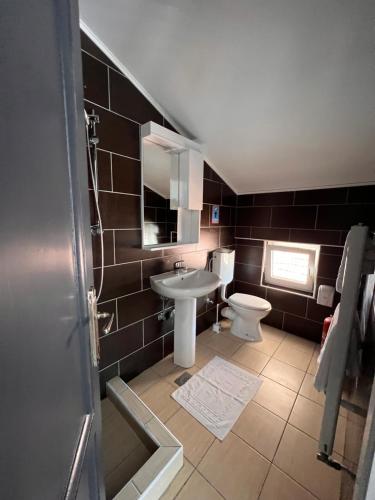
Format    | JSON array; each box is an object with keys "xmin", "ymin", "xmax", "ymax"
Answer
[{"xmin": 321, "ymin": 315, "xmax": 333, "ymax": 347}]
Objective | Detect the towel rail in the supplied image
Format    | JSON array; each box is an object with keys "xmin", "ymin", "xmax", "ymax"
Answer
[{"xmin": 318, "ymin": 225, "xmax": 370, "ymax": 463}]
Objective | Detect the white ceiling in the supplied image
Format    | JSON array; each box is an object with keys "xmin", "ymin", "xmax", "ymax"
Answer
[{"xmin": 79, "ymin": 0, "xmax": 375, "ymax": 194}]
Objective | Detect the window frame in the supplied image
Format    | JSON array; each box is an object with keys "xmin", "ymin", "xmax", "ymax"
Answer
[{"xmin": 261, "ymin": 240, "xmax": 320, "ymax": 297}]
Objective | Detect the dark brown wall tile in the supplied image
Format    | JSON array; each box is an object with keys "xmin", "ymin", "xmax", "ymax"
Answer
[
  {"xmin": 99, "ymin": 192, "xmax": 141, "ymax": 229},
  {"xmin": 97, "ymin": 300, "xmax": 117, "ymax": 337},
  {"xmin": 203, "ymin": 179, "xmax": 221, "ymax": 204},
  {"xmin": 109, "ymin": 69, "xmax": 163, "ymax": 125},
  {"xmin": 266, "ymin": 288, "xmax": 307, "ymax": 316},
  {"xmin": 201, "ymin": 204, "xmax": 210, "ymax": 226},
  {"xmin": 84, "ymin": 102, "xmax": 140, "ymax": 159},
  {"xmin": 261, "ymin": 309, "xmax": 283, "ymax": 329},
  {"xmin": 92, "ymin": 231, "xmax": 114, "ymax": 267},
  {"xmin": 144, "ymin": 186, "xmax": 166, "ymax": 207},
  {"xmin": 220, "ymin": 227, "xmax": 235, "ymax": 246},
  {"xmin": 234, "ymin": 263, "xmax": 261, "ymax": 284},
  {"xmin": 294, "ymin": 188, "xmax": 347, "ymax": 205},
  {"xmin": 81, "ymin": 31, "xmax": 119, "ymax": 70},
  {"xmin": 306, "ymin": 299, "xmax": 332, "ymax": 323},
  {"xmin": 114, "ymin": 229, "xmax": 162, "ymax": 263},
  {"xmin": 251, "ymin": 227, "xmax": 289, "ymax": 241},
  {"xmin": 320, "ymin": 245, "xmax": 343, "ymax": 256},
  {"xmin": 283, "ymin": 314, "xmax": 322, "ymax": 342},
  {"xmin": 95, "ymin": 262, "xmax": 141, "ymax": 302},
  {"xmin": 235, "ymin": 244, "xmax": 263, "ymax": 265},
  {"xmin": 271, "ymin": 206, "xmax": 316, "ymax": 229},
  {"xmin": 82, "ymin": 52, "xmax": 109, "ymax": 107},
  {"xmin": 163, "ymin": 332, "xmax": 174, "ymax": 357},
  {"xmin": 198, "ymin": 228, "xmax": 220, "ymax": 251},
  {"xmin": 222, "ymin": 184, "xmax": 237, "ymax": 206},
  {"xmin": 87, "ymin": 149, "xmax": 111, "ymax": 191},
  {"xmin": 183, "ymin": 251, "xmax": 209, "ymax": 269},
  {"xmin": 235, "ymin": 227, "xmax": 251, "ymax": 238},
  {"xmin": 348, "ymin": 185, "xmax": 375, "ymax": 203},
  {"xmin": 144, "ymin": 311, "xmax": 174, "ymax": 345},
  {"xmin": 237, "ymin": 194, "xmax": 254, "ymax": 207},
  {"xmin": 99, "ymin": 363, "xmax": 118, "ymax": 398},
  {"xmin": 142, "ymin": 256, "xmax": 178, "ymax": 289},
  {"xmin": 254, "ymin": 191, "xmax": 294, "ymax": 206},
  {"xmin": 99, "ymin": 322, "xmax": 143, "ymax": 369},
  {"xmin": 289, "ymin": 229, "xmax": 341, "ymax": 245},
  {"xmin": 196, "ymin": 308, "xmax": 216, "ymax": 335},
  {"xmin": 204, "ymin": 162, "xmax": 222, "ymax": 183},
  {"xmin": 119, "ymin": 338, "xmax": 163, "ymax": 382},
  {"xmin": 317, "ymin": 204, "xmax": 375, "ymax": 230},
  {"xmin": 317, "ymin": 253, "xmax": 341, "ymax": 279},
  {"xmin": 112, "ymin": 154, "xmax": 141, "ymax": 194},
  {"xmin": 236, "ymin": 207, "xmax": 271, "ymax": 227},
  {"xmin": 118, "ymin": 289, "xmax": 163, "ymax": 328},
  {"xmin": 234, "ymin": 281, "xmax": 266, "ymax": 298}
]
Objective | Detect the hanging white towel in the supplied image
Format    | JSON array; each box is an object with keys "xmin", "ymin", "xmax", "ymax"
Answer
[
  {"xmin": 314, "ymin": 302, "xmax": 361, "ymax": 392},
  {"xmin": 336, "ymin": 232, "xmax": 350, "ymax": 293}
]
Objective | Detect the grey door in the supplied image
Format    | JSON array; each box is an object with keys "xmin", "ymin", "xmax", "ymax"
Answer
[{"xmin": 1, "ymin": 1, "xmax": 104, "ymax": 498}]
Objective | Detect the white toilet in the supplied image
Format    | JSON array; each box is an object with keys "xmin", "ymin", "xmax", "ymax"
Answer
[{"xmin": 212, "ymin": 248, "xmax": 272, "ymax": 341}]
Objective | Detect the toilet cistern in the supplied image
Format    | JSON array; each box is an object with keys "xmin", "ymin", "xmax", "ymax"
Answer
[
  {"xmin": 212, "ymin": 248, "xmax": 272, "ymax": 341},
  {"xmin": 150, "ymin": 268, "xmax": 220, "ymax": 367}
]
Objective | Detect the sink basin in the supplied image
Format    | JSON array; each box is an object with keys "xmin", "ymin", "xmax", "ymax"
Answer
[
  {"xmin": 150, "ymin": 268, "xmax": 221, "ymax": 368},
  {"xmin": 150, "ymin": 268, "xmax": 221, "ymax": 299}
]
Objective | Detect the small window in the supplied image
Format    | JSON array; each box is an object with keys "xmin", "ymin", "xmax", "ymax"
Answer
[{"xmin": 261, "ymin": 241, "xmax": 320, "ymax": 296}]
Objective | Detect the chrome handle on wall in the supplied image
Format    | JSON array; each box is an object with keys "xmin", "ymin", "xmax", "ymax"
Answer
[
  {"xmin": 97, "ymin": 311, "xmax": 115, "ymax": 335},
  {"xmin": 87, "ymin": 287, "xmax": 100, "ymax": 367}
]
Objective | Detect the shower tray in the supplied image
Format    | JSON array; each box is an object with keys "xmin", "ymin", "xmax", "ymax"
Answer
[{"xmin": 104, "ymin": 377, "xmax": 183, "ymax": 499}]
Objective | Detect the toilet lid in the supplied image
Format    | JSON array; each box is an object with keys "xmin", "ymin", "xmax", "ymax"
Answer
[{"xmin": 228, "ymin": 293, "xmax": 271, "ymax": 311}]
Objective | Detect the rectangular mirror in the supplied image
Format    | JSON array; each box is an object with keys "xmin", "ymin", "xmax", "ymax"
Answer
[
  {"xmin": 143, "ymin": 140, "xmax": 178, "ymax": 246},
  {"xmin": 141, "ymin": 122, "xmax": 203, "ymax": 250}
]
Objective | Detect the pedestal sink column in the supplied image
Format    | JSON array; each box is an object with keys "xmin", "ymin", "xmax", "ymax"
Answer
[{"xmin": 173, "ymin": 298, "xmax": 196, "ymax": 368}]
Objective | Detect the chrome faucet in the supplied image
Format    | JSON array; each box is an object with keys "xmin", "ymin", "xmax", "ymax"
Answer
[{"xmin": 174, "ymin": 260, "xmax": 187, "ymax": 274}]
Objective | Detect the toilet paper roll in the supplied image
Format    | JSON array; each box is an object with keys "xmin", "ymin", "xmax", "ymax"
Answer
[{"xmin": 317, "ymin": 285, "xmax": 335, "ymax": 307}]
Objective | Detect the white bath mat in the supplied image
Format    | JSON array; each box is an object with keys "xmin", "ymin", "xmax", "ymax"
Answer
[{"xmin": 171, "ymin": 356, "xmax": 262, "ymax": 440}]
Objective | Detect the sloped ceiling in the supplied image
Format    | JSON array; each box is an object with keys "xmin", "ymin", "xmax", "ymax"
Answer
[{"xmin": 79, "ymin": 0, "xmax": 375, "ymax": 194}]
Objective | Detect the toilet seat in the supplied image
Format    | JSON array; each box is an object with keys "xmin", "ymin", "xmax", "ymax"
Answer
[{"xmin": 228, "ymin": 293, "xmax": 271, "ymax": 311}]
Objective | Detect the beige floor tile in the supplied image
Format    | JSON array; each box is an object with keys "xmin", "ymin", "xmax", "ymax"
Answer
[
  {"xmin": 300, "ymin": 373, "xmax": 325, "ymax": 405},
  {"xmin": 195, "ymin": 343, "xmax": 218, "ymax": 368},
  {"xmin": 233, "ymin": 401, "xmax": 286, "ymax": 461},
  {"xmin": 200, "ymin": 331, "xmax": 243, "ymax": 357},
  {"xmin": 273, "ymin": 343, "xmax": 313, "ymax": 371},
  {"xmin": 254, "ymin": 376, "xmax": 297, "ymax": 420},
  {"xmin": 247, "ymin": 336, "xmax": 280, "ymax": 356},
  {"xmin": 127, "ymin": 367, "xmax": 161, "ymax": 395},
  {"xmin": 166, "ymin": 408, "xmax": 215, "ymax": 466},
  {"xmin": 259, "ymin": 465, "xmax": 317, "ymax": 500},
  {"xmin": 289, "ymin": 395, "xmax": 346, "ymax": 455},
  {"xmin": 198, "ymin": 433, "xmax": 270, "ymax": 500},
  {"xmin": 281, "ymin": 334, "xmax": 316, "ymax": 354},
  {"xmin": 161, "ymin": 458, "xmax": 195, "ymax": 500},
  {"xmin": 197, "ymin": 328, "xmax": 215, "ymax": 344},
  {"xmin": 101, "ymin": 400, "xmax": 144, "ymax": 477},
  {"xmin": 105, "ymin": 443, "xmax": 150, "ymax": 499},
  {"xmin": 176, "ymin": 470, "xmax": 224, "ymax": 500},
  {"xmin": 140, "ymin": 380, "xmax": 180, "ymax": 423},
  {"xmin": 261, "ymin": 324, "xmax": 287, "ymax": 343},
  {"xmin": 274, "ymin": 424, "xmax": 341, "ymax": 500},
  {"xmin": 151, "ymin": 355, "xmax": 178, "ymax": 377},
  {"xmin": 299, "ymin": 373, "xmax": 347, "ymax": 419},
  {"xmin": 164, "ymin": 364, "xmax": 199, "ymax": 387},
  {"xmin": 232, "ymin": 344, "xmax": 270, "ymax": 372},
  {"xmin": 307, "ymin": 348, "xmax": 320, "ymax": 375},
  {"xmin": 262, "ymin": 358, "xmax": 305, "ymax": 392}
]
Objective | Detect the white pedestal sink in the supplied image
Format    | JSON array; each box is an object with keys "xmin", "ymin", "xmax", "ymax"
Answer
[{"xmin": 150, "ymin": 269, "xmax": 221, "ymax": 368}]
